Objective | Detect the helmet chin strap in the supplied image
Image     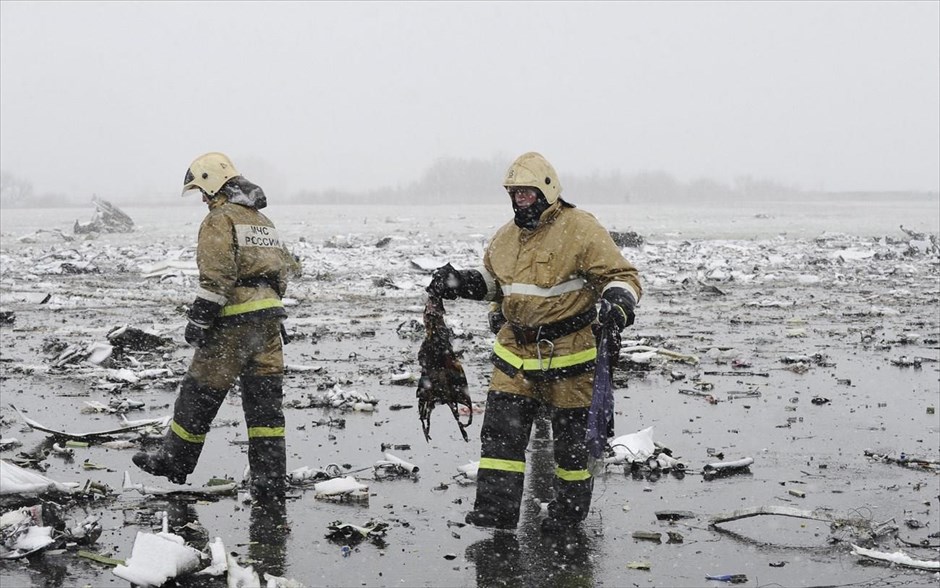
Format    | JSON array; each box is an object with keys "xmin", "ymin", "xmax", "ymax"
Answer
[{"xmin": 512, "ymin": 193, "xmax": 550, "ymax": 230}]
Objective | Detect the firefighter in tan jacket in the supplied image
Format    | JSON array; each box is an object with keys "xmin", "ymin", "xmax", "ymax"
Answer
[
  {"xmin": 428, "ymin": 152, "xmax": 642, "ymax": 533},
  {"xmin": 134, "ymin": 152, "xmax": 293, "ymax": 499}
]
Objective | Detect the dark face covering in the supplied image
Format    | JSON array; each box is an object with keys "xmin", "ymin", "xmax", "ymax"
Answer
[{"xmin": 512, "ymin": 192, "xmax": 550, "ymax": 230}]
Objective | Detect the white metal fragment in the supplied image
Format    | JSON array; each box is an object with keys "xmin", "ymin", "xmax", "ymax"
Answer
[{"xmin": 850, "ymin": 544, "xmax": 940, "ymax": 571}]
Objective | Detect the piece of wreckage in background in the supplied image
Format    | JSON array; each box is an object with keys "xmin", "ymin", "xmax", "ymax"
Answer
[
  {"xmin": 112, "ymin": 510, "xmax": 303, "ymax": 587},
  {"xmin": 416, "ymin": 294, "xmax": 473, "ymax": 442},
  {"xmin": 74, "ymin": 195, "xmax": 135, "ymax": 234},
  {"xmin": 0, "ymin": 461, "xmax": 105, "ymax": 559}
]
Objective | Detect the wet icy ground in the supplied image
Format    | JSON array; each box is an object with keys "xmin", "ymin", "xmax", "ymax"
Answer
[{"xmin": 1, "ymin": 200, "xmax": 938, "ymax": 587}]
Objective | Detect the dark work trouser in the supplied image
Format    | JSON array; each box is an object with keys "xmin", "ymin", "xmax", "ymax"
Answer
[
  {"xmin": 473, "ymin": 391, "xmax": 593, "ymax": 525},
  {"xmin": 162, "ymin": 318, "xmax": 285, "ymax": 490},
  {"xmin": 164, "ymin": 375, "xmax": 228, "ymax": 476},
  {"xmin": 242, "ymin": 375, "xmax": 286, "ymax": 493},
  {"xmin": 473, "ymin": 392, "xmax": 539, "ymax": 526},
  {"xmin": 548, "ymin": 406, "xmax": 592, "ymax": 522}
]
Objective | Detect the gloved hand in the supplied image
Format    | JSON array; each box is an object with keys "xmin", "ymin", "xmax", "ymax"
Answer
[
  {"xmin": 427, "ymin": 263, "xmax": 462, "ymax": 300},
  {"xmin": 185, "ymin": 322, "xmax": 209, "ymax": 348},
  {"xmin": 487, "ymin": 305, "xmax": 507, "ymax": 334},
  {"xmin": 598, "ymin": 296, "xmax": 635, "ymax": 332},
  {"xmin": 185, "ymin": 297, "xmax": 222, "ymax": 348}
]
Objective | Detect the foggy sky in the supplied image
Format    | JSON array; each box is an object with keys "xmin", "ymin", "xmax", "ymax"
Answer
[{"xmin": 1, "ymin": 1, "xmax": 938, "ymax": 202}]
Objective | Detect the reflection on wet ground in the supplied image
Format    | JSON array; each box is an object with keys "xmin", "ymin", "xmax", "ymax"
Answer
[{"xmin": 467, "ymin": 419, "xmax": 597, "ymax": 588}]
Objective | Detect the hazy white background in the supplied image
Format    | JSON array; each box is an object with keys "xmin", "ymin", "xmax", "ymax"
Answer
[{"xmin": 1, "ymin": 1, "xmax": 938, "ymax": 202}]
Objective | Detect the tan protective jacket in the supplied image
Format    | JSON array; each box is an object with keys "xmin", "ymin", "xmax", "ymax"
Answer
[
  {"xmin": 479, "ymin": 201, "xmax": 641, "ymax": 379},
  {"xmin": 195, "ymin": 198, "xmax": 290, "ymax": 321}
]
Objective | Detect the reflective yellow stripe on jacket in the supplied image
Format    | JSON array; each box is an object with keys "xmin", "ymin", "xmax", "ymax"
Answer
[
  {"xmin": 493, "ymin": 341, "xmax": 597, "ymax": 372},
  {"xmin": 219, "ymin": 298, "xmax": 284, "ymax": 317}
]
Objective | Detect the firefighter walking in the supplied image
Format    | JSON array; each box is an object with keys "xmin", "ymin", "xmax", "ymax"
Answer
[{"xmin": 134, "ymin": 152, "xmax": 293, "ymax": 499}]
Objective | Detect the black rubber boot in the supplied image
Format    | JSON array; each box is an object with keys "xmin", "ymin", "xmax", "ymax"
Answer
[
  {"xmin": 133, "ymin": 376, "xmax": 226, "ymax": 484},
  {"xmin": 132, "ymin": 448, "xmax": 188, "ymax": 485},
  {"xmin": 465, "ymin": 508, "xmax": 518, "ymax": 531},
  {"xmin": 539, "ymin": 495, "xmax": 592, "ymax": 534}
]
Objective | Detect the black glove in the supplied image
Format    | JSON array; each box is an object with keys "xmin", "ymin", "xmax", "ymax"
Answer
[
  {"xmin": 599, "ymin": 288, "xmax": 636, "ymax": 331},
  {"xmin": 185, "ymin": 297, "xmax": 222, "ymax": 348},
  {"xmin": 185, "ymin": 322, "xmax": 210, "ymax": 348},
  {"xmin": 427, "ymin": 264, "xmax": 461, "ymax": 299},
  {"xmin": 426, "ymin": 265, "xmax": 489, "ymax": 301},
  {"xmin": 487, "ymin": 305, "xmax": 507, "ymax": 334}
]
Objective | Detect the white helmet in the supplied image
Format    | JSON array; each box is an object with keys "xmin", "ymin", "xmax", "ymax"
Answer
[
  {"xmin": 503, "ymin": 152, "xmax": 562, "ymax": 204},
  {"xmin": 182, "ymin": 152, "xmax": 241, "ymax": 197}
]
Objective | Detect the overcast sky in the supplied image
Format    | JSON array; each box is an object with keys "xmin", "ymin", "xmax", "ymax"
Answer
[{"xmin": 1, "ymin": 1, "xmax": 938, "ymax": 202}]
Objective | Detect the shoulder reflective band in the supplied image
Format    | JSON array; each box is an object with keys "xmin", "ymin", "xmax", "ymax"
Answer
[
  {"xmin": 248, "ymin": 426, "xmax": 285, "ymax": 438},
  {"xmin": 479, "ymin": 457, "xmax": 526, "ymax": 473},
  {"xmin": 555, "ymin": 466, "xmax": 592, "ymax": 481},
  {"xmin": 219, "ymin": 298, "xmax": 284, "ymax": 316},
  {"xmin": 171, "ymin": 420, "xmax": 206, "ymax": 444},
  {"xmin": 493, "ymin": 341, "xmax": 597, "ymax": 371}
]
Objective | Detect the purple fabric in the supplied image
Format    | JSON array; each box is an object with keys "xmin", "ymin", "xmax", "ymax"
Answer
[{"xmin": 585, "ymin": 327, "xmax": 614, "ymax": 459}]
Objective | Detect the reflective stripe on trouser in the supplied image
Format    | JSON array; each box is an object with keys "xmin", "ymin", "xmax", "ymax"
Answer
[
  {"xmin": 242, "ymin": 375, "xmax": 286, "ymax": 491},
  {"xmin": 472, "ymin": 392, "xmax": 540, "ymax": 526},
  {"xmin": 167, "ymin": 375, "xmax": 228, "ymax": 475},
  {"xmin": 548, "ymin": 407, "xmax": 593, "ymax": 522}
]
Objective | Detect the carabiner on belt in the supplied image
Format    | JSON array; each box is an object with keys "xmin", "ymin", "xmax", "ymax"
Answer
[{"xmin": 536, "ymin": 338, "xmax": 555, "ymax": 371}]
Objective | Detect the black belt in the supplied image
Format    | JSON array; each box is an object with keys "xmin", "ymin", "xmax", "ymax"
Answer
[
  {"xmin": 509, "ymin": 308, "xmax": 596, "ymax": 345},
  {"xmin": 235, "ymin": 275, "xmax": 282, "ymax": 296},
  {"xmin": 235, "ymin": 275, "xmax": 273, "ymax": 288}
]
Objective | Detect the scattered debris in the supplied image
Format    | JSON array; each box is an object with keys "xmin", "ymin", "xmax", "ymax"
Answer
[
  {"xmin": 632, "ymin": 531, "xmax": 662, "ymax": 543},
  {"xmin": 12, "ymin": 405, "xmax": 169, "ymax": 441},
  {"xmin": 604, "ymin": 427, "xmax": 687, "ymax": 475},
  {"xmin": 313, "ymin": 476, "xmax": 369, "ymax": 502},
  {"xmin": 288, "ymin": 464, "xmax": 343, "ymax": 486},
  {"xmin": 454, "ymin": 461, "xmax": 479, "ymax": 484},
  {"xmin": 863, "ymin": 449, "xmax": 940, "ymax": 471},
  {"xmin": 286, "ymin": 387, "xmax": 378, "ymax": 412},
  {"xmin": 1, "ymin": 459, "xmax": 79, "ymax": 498},
  {"xmin": 621, "ymin": 345, "xmax": 699, "ymax": 365},
  {"xmin": 850, "ymin": 544, "xmax": 939, "ymax": 571},
  {"xmin": 74, "ymin": 196, "xmax": 135, "ymax": 234},
  {"xmin": 0, "ymin": 504, "xmax": 56, "ymax": 559},
  {"xmin": 705, "ymin": 574, "xmax": 748, "ymax": 583},
  {"xmin": 373, "ymin": 453, "xmax": 419, "ymax": 478},
  {"xmin": 122, "ymin": 472, "xmax": 238, "ymax": 497},
  {"xmin": 325, "ymin": 520, "xmax": 388, "ymax": 546},
  {"xmin": 655, "ymin": 510, "xmax": 695, "ymax": 521},
  {"xmin": 703, "ymin": 457, "xmax": 754, "ymax": 480},
  {"xmin": 111, "ymin": 511, "xmax": 203, "ymax": 586},
  {"xmin": 609, "ymin": 230, "xmax": 645, "ymax": 248}
]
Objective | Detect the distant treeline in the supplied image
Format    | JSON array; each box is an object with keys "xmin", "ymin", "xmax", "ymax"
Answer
[
  {"xmin": 288, "ymin": 157, "xmax": 939, "ymax": 206},
  {"xmin": 2, "ymin": 161, "xmax": 938, "ymax": 208}
]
